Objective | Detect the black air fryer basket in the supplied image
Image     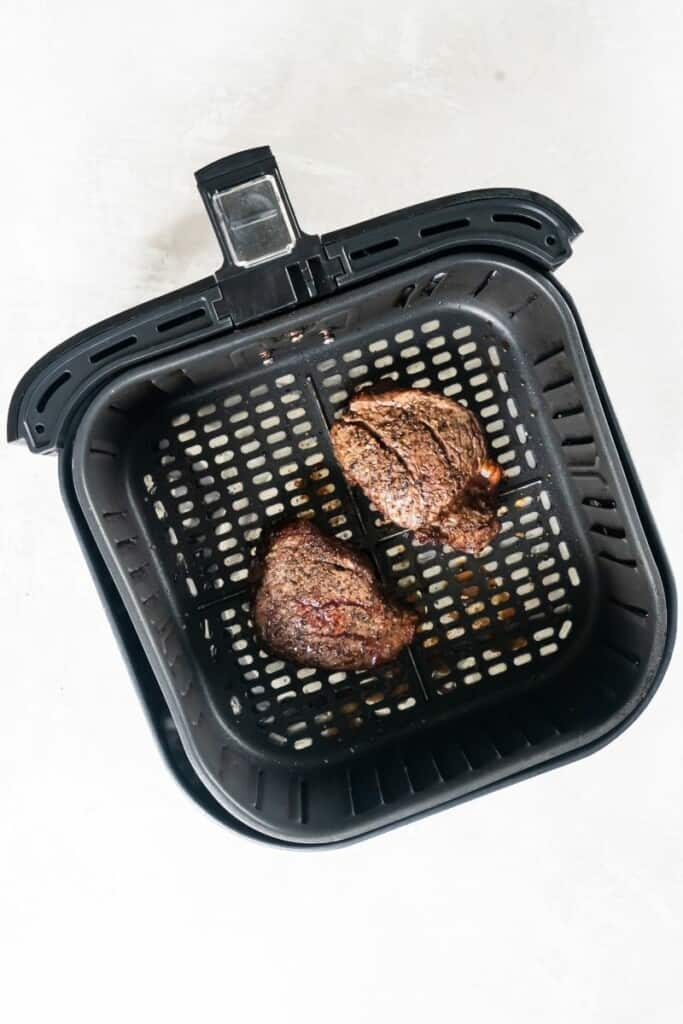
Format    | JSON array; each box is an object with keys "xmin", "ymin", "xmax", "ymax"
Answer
[{"xmin": 9, "ymin": 148, "xmax": 675, "ymax": 844}]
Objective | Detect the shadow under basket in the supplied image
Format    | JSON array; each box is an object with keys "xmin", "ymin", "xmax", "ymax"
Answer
[{"xmin": 10, "ymin": 149, "xmax": 674, "ymax": 844}]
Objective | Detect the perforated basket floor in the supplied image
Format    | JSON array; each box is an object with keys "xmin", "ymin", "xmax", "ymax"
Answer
[{"xmin": 73, "ymin": 253, "xmax": 668, "ymax": 842}]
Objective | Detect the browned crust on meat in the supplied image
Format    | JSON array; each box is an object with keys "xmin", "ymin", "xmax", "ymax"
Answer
[
  {"xmin": 331, "ymin": 386, "xmax": 501, "ymax": 553},
  {"xmin": 252, "ymin": 520, "xmax": 418, "ymax": 671}
]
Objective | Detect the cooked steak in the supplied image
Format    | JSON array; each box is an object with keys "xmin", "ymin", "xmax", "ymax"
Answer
[
  {"xmin": 252, "ymin": 520, "xmax": 418, "ymax": 671},
  {"xmin": 331, "ymin": 386, "xmax": 502, "ymax": 553}
]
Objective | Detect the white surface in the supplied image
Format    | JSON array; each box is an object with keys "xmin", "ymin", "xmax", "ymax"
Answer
[{"xmin": 1, "ymin": 2, "xmax": 682, "ymax": 1021}]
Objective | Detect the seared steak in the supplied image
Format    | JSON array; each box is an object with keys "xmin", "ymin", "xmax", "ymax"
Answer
[
  {"xmin": 331, "ymin": 387, "xmax": 501, "ymax": 553},
  {"xmin": 252, "ymin": 520, "xmax": 417, "ymax": 671}
]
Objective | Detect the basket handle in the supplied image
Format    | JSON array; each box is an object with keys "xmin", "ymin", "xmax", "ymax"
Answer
[
  {"xmin": 195, "ymin": 147, "xmax": 339, "ymax": 323},
  {"xmin": 195, "ymin": 148, "xmax": 303, "ymax": 269}
]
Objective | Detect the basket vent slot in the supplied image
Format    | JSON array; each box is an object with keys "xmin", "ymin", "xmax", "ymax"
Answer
[
  {"xmin": 419, "ymin": 217, "xmax": 470, "ymax": 239},
  {"xmin": 590, "ymin": 524, "xmax": 626, "ymax": 540},
  {"xmin": 90, "ymin": 336, "xmax": 137, "ymax": 364},
  {"xmin": 598, "ymin": 550, "xmax": 637, "ymax": 568},
  {"xmin": 36, "ymin": 371, "xmax": 71, "ymax": 413},
  {"xmin": 156, "ymin": 307, "xmax": 207, "ymax": 334},
  {"xmin": 534, "ymin": 344, "xmax": 564, "ymax": 366},
  {"xmin": 492, "ymin": 212, "xmax": 543, "ymax": 231},
  {"xmin": 582, "ymin": 496, "xmax": 617, "ymax": 510},
  {"xmin": 350, "ymin": 237, "xmax": 399, "ymax": 261},
  {"xmin": 608, "ymin": 595, "xmax": 648, "ymax": 618}
]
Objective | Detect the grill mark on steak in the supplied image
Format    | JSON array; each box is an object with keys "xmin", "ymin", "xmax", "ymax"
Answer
[
  {"xmin": 293, "ymin": 596, "xmax": 367, "ymax": 612},
  {"xmin": 336, "ymin": 417, "xmax": 426, "ymax": 528},
  {"xmin": 252, "ymin": 520, "xmax": 418, "ymax": 670},
  {"xmin": 345, "ymin": 411, "xmax": 458, "ymax": 529},
  {"xmin": 413, "ymin": 403, "xmax": 486, "ymax": 491},
  {"xmin": 343, "ymin": 416, "xmax": 417, "ymax": 484},
  {"xmin": 313, "ymin": 556, "xmax": 372, "ymax": 579},
  {"xmin": 356, "ymin": 408, "xmax": 453, "ymax": 494},
  {"xmin": 414, "ymin": 414, "xmax": 458, "ymax": 481},
  {"xmin": 331, "ymin": 386, "xmax": 501, "ymax": 553},
  {"xmin": 415, "ymin": 412, "xmax": 497, "ymax": 520}
]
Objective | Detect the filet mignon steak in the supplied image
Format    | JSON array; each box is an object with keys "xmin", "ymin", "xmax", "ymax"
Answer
[
  {"xmin": 252, "ymin": 520, "xmax": 418, "ymax": 671},
  {"xmin": 331, "ymin": 387, "xmax": 501, "ymax": 553}
]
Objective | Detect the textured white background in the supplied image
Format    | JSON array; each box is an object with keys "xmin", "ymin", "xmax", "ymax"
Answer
[{"xmin": 1, "ymin": 2, "xmax": 682, "ymax": 1021}]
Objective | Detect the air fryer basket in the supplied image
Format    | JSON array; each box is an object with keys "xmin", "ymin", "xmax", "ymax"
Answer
[{"xmin": 9, "ymin": 148, "xmax": 674, "ymax": 844}]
